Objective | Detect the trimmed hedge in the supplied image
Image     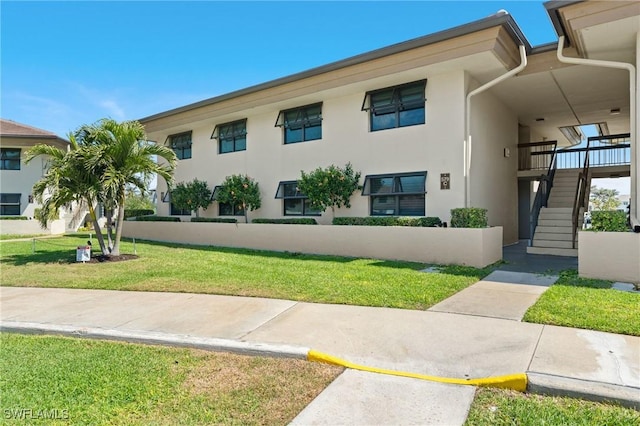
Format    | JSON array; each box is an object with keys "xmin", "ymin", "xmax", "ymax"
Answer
[
  {"xmin": 134, "ymin": 215, "xmax": 181, "ymax": 222},
  {"xmin": 252, "ymin": 218, "xmax": 318, "ymax": 225},
  {"xmin": 450, "ymin": 208, "xmax": 488, "ymax": 228},
  {"xmin": 589, "ymin": 210, "xmax": 628, "ymax": 232},
  {"xmin": 191, "ymin": 217, "xmax": 238, "ymax": 224},
  {"xmin": 0, "ymin": 216, "xmax": 29, "ymax": 220},
  {"xmin": 124, "ymin": 209, "xmax": 154, "ymax": 219},
  {"xmin": 332, "ymin": 217, "xmax": 442, "ymax": 227}
]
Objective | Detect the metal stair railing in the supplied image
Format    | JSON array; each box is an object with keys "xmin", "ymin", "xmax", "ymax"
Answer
[
  {"xmin": 571, "ymin": 139, "xmax": 591, "ymax": 249},
  {"xmin": 529, "ymin": 146, "xmax": 558, "ymax": 246}
]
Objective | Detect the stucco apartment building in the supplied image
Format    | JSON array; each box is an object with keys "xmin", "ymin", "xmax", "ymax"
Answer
[
  {"xmin": 0, "ymin": 119, "xmax": 69, "ymax": 219},
  {"xmin": 141, "ymin": 1, "xmax": 639, "ymax": 256}
]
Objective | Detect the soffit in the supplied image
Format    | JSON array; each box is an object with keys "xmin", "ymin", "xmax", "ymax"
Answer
[
  {"xmin": 487, "ymin": 0, "xmax": 637, "ymax": 146},
  {"xmin": 558, "ymin": 1, "xmax": 639, "ymax": 62},
  {"xmin": 144, "ymin": 26, "xmax": 517, "ymax": 134}
]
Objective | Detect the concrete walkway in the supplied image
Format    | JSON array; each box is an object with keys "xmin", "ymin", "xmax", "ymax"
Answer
[{"xmin": 1, "ymin": 274, "xmax": 639, "ymax": 424}]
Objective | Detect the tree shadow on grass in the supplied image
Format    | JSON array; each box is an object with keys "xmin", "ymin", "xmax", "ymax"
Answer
[{"xmin": 2, "ymin": 250, "xmax": 76, "ymax": 266}]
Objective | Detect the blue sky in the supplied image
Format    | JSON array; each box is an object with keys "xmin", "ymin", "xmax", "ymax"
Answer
[{"xmin": 1, "ymin": 1, "xmax": 559, "ymax": 138}]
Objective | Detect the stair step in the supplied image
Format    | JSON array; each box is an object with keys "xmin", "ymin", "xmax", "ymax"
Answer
[
  {"xmin": 541, "ymin": 207, "xmax": 573, "ymax": 213},
  {"xmin": 531, "ymin": 239, "xmax": 576, "ymax": 249},
  {"xmin": 535, "ymin": 226, "xmax": 573, "ymax": 234},
  {"xmin": 538, "ymin": 219, "xmax": 574, "ymax": 227},
  {"xmin": 534, "ymin": 232, "xmax": 577, "ymax": 242},
  {"xmin": 526, "ymin": 246, "xmax": 578, "ymax": 257}
]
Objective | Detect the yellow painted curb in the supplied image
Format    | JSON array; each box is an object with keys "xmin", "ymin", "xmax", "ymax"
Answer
[{"xmin": 307, "ymin": 349, "xmax": 527, "ymax": 392}]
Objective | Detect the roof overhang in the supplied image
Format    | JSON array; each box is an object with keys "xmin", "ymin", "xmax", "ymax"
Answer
[{"xmin": 0, "ymin": 135, "xmax": 69, "ymax": 150}]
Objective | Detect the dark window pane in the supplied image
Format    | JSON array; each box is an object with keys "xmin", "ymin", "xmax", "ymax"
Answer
[
  {"xmin": 370, "ymin": 177, "xmax": 394, "ymax": 195},
  {"xmin": 371, "ymin": 113, "xmax": 396, "ymax": 131},
  {"xmin": 284, "ymin": 199, "xmax": 303, "ymax": 215},
  {"xmin": 399, "ymin": 107, "xmax": 425, "ymax": 127},
  {"xmin": 235, "ymin": 137, "xmax": 246, "ymax": 151},
  {"xmin": 399, "ymin": 195, "xmax": 425, "ymax": 216},
  {"xmin": 399, "ymin": 84, "xmax": 424, "ymax": 103},
  {"xmin": 0, "ymin": 205, "xmax": 20, "ymax": 215},
  {"xmin": 285, "ymin": 128, "xmax": 303, "ymax": 144},
  {"xmin": 371, "ymin": 90, "xmax": 394, "ymax": 109},
  {"xmin": 283, "ymin": 183, "xmax": 299, "ymax": 198},
  {"xmin": 371, "ymin": 196, "xmax": 396, "ymax": 215},
  {"xmin": 304, "ymin": 124, "xmax": 322, "ymax": 141},
  {"xmin": 303, "ymin": 200, "xmax": 322, "ymax": 216},
  {"xmin": 170, "ymin": 204, "xmax": 190, "ymax": 215},
  {"xmin": 220, "ymin": 138, "xmax": 234, "ymax": 153},
  {"xmin": 397, "ymin": 175, "xmax": 425, "ymax": 193},
  {"xmin": 220, "ymin": 202, "xmax": 244, "ymax": 216},
  {"xmin": 0, "ymin": 194, "xmax": 20, "ymax": 203}
]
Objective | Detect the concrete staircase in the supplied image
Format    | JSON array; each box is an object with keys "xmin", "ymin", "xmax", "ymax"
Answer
[{"xmin": 527, "ymin": 169, "xmax": 584, "ymax": 257}]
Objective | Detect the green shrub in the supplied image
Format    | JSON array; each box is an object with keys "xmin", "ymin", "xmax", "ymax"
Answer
[
  {"xmin": 134, "ymin": 215, "xmax": 181, "ymax": 222},
  {"xmin": 450, "ymin": 208, "xmax": 488, "ymax": 228},
  {"xmin": 124, "ymin": 209, "xmax": 154, "ymax": 219},
  {"xmin": 252, "ymin": 218, "xmax": 318, "ymax": 225},
  {"xmin": 0, "ymin": 216, "xmax": 28, "ymax": 220},
  {"xmin": 332, "ymin": 217, "xmax": 442, "ymax": 227},
  {"xmin": 191, "ymin": 217, "xmax": 238, "ymax": 224},
  {"xmin": 589, "ymin": 210, "xmax": 628, "ymax": 232}
]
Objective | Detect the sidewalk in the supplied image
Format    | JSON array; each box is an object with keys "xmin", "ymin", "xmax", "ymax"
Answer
[{"xmin": 1, "ymin": 271, "xmax": 638, "ymax": 425}]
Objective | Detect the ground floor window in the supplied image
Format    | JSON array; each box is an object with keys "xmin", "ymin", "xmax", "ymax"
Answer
[
  {"xmin": 0, "ymin": 193, "xmax": 21, "ymax": 215},
  {"xmin": 275, "ymin": 181, "xmax": 321, "ymax": 216},
  {"xmin": 362, "ymin": 172, "xmax": 427, "ymax": 216},
  {"xmin": 219, "ymin": 202, "xmax": 245, "ymax": 216},
  {"xmin": 170, "ymin": 204, "xmax": 190, "ymax": 216}
]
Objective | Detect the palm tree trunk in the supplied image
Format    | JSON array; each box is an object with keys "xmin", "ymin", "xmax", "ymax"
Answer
[
  {"xmin": 105, "ymin": 207, "xmax": 114, "ymax": 252},
  {"xmin": 88, "ymin": 203, "xmax": 108, "ymax": 255},
  {"xmin": 111, "ymin": 194, "xmax": 126, "ymax": 256}
]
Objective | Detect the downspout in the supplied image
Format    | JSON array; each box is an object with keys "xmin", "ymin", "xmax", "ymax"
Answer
[
  {"xmin": 465, "ymin": 44, "xmax": 527, "ymax": 207},
  {"xmin": 556, "ymin": 35, "xmax": 639, "ymax": 232}
]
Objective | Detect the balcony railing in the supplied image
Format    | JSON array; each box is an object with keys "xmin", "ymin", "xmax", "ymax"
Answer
[{"xmin": 519, "ymin": 133, "xmax": 630, "ymax": 172}]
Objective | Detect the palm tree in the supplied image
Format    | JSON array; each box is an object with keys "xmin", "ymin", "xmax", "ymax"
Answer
[
  {"xmin": 77, "ymin": 119, "xmax": 177, "ymax": 256},
  {"xmin": 25, "ymin": 135, "xmax": 110, "ymax": 255}
]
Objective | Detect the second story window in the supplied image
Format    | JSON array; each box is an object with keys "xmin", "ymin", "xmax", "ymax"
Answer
[
  {"xmin": 212, "ymin": 119, "xmax": 247, "ymax": 154},
  {"xmin": 167, "ymin": 131, "xmax": 192, "ymax": 160},
  {"xmin": 1, "ymin": 148, "xmax": 21, "ymax": 170},
  {"xmin": 362, "ymin": 80, "xmax": 426, "ymax": 131},
  {"xmin": 275, "ymin": 103, "xmax": 322, "ymax": 144}
]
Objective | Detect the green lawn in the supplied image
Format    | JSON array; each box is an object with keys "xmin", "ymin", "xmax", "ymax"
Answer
[
  {"xmin": 0, "ymin": 234, "xmax": 491, "ymax": 310},
  {"xmin": 466, "ymin": 388, "xmax": 639, "ymax": 425},
  {"xmin": 0, "ymin": 333, "xmax": 341, "ymax": 425},
  {"xmin": 524, "ymin": 270, "xmax": 640, "ymax": 336},
  {"xmin": 0, "ymin": 233, "xmax": 48, "ymax": 241}
]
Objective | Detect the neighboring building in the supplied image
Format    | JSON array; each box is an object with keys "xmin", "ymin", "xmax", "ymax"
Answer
[
  {"xmin": 140, "ymin": 0, "xmax": 639, "ymax": 254},
  {"xmin": 0, "ymin": 119, "xmax": 69, "ymax": 218}
]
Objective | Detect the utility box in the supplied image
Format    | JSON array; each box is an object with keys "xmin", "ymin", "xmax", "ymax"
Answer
[{"xmin": 76, "ymin": 246, "xmax": 91, "ymax": 262}]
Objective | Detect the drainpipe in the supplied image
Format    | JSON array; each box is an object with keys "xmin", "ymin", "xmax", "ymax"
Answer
[
  {"xmin": 465, "ymin": 44, "xmax": 527, "ymax": 207},
  {"xmin": 556, "ymin": 35, "xmax": 639, "ymax": 233}
]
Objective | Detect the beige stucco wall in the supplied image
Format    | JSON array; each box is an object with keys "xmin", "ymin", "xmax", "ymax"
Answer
[
  {"xmin": 0, "ymin": 145, "xmax": 48, "ymax": 218},
  {"xmin": 469, "ymin": 76, "xmax": 519, "ymax": 244},
  {"xmin": 154, "ymin": 70, "xmax": 468, "ymax": 225},
  {"xmin": 0, "ymin": 219, "xmax": 65, "ymax": 235},
  {"xmin": 123, "ymin": 222, "xmax": 503, "ymax": 268},
  {"xmin": 579, "ymin": 231, "xmax": 640, "ymax": 283}
]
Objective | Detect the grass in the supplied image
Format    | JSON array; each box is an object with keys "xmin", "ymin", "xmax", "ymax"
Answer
[
  {"xmin": 465, "ymin": 388, "xmax": 640, "ymax": 425},
  {"xmin": 0, "ymin": 233, "xmax": 48, "ymax": 240},
  {"xmin": 524, "ymin": 270, "xmax": 640, "ymax": 336},
  {"xmin": 0, "ymin": 234, "xmax": 492, "ymax": 310},
  {"xmin": 0, "ymin": 333, "xmax": 341, "ymax": 425}
]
